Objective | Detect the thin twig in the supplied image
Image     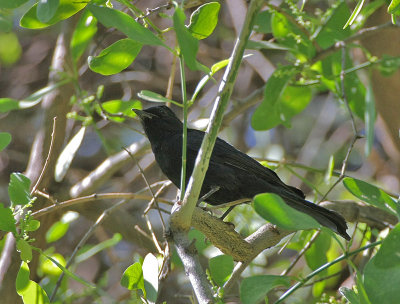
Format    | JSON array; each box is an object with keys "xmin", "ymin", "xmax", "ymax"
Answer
[
  {"xmin": 32, "ymin": 192, "xmax": 173, "ymax": 219},
  {"xmin": 123, "ymin": 147, "xmax": 166, "ymax": 229},
  {"xmin": 31, "ymin": 117, "xmax": 57, "ymax": 195}
]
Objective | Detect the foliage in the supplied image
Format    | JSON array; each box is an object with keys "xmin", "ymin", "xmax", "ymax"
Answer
[{"xmin": 0, "ymin": 0, "xmax": 399, "ymax": 303}]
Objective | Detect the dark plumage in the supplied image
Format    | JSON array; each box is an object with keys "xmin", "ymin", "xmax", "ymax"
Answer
[{"xmin": 134, "ymin": 105, "xmax": 350, "ymax": 240}]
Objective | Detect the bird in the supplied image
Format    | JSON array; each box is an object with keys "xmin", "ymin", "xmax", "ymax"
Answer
[{"xmin": 133, "ymin": 105, "xmax": 350, "ymax": 240}]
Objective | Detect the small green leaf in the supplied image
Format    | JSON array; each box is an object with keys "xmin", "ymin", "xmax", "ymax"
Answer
[
  {"xmin": 20, "ymin": 0, "xmax": 87, "ymax": 29},
  {"xmin": 305, "ymin": 230, "xmax": 331, "ymax": 275},
  {"xmin": 240, "ymin": 275, "xmax": 291, "ymax": 304},
  {"xmin": 253, "ymin": 193, "xmax": 321, "ymax": 231},
  {"xmin": 26, "ymin": 219, "xmax": 40, "ymax": 232},
  {"xmin": 70, "ymin": 10, "xmax": 97, "ymax": 63},
  {"xmin": 0, "ymin": 98, "xmax": 19, "ymax": 112},
  {"xmin": 0, "ymin": 0, "xmax": 29, "ymax": 9},
  {"xmin": 364, "ymin": 223, "xmax": 400, "ymax": 303},
  {"xmin": 343, "ymin": 177, "xmax": 397, "ymax": 215},
  {"xmin": 0, "ymin": 203, "xmax": 16, "ymax": 234},
  {"xmin": 138, "ymin": 90, "xmax": 182, "ymax": 107},
  {"xmin": 46, "ymin": 221, "xmax": 69, "ymax": 243},
  {"xmin": 188, "ymin": 2, "xmax": 220, "ymax": 40},
  {"xmin": 364, "ymin": 81, "xmax": 376, "ymax": 156},
  {"xmin": 388, "ymin": 0, "xmax": 400, "ymax": 14},
  {"xmin": 41, "ymin": 253, "xmax": 65, "ymax": 276},
  {"xmin": 88, "ymin": 4, "xmax": 167, "ymax": 48},
  {"xmin": 55, "ymin": 126, "xmax": 86, "ymax": 182},
  {"xmin": 76, "ymin": 233, "xmax": 122, "ymax": 264},
  {"xmin": 324, "ymin": 155, "xmax": 334, "ymax": 184},
  {"xmin": 0, "ymin": 32, "xmax": 22, "ymax": 66},
  {"xmin": 97, "ymin": 99, "xmax": 142, "ymax": 122},
  {"xmin": 37, "ymin": 0, "xmax": 59, "ymax": 23},
  {"xmin": 16, "ymin": 262, "xmax": 30, "ymax": 294},
  {"xmin": 343, "ymin": 0, "xmax": 365, "ymax": 29},
  {"xmin": 17, "ymin": 239, "xmax": 33, "ymax": 262},
  {"xmin": 173, "ymin": 7, "xmax": 209, "ymax": 72},
  {"xmin": 143, "ymin": 253, "xmax": 159, "ymax": 303},
  {"xmin": 88, "ymin": 39, "xmax": 142, "ymax": 75},
  {"xmin": 121, "ymin": 262, "xmax": 145, "ymax": 294},
  {"xmin": 8, "ymin": 172, "xmax": 31, "ymax": 207},
  {"xmin": 0, "ymin": 132, "xmax": 11, "ymax": 151},
  {"xmin": 209, "ymin": 255, "xmax": 234, "ymax": 286}
]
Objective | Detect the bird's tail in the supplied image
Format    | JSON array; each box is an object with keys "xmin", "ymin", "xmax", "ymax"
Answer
[{"xmin": 284, "ymin": 196, "xmax": 350, "ymax": 240}]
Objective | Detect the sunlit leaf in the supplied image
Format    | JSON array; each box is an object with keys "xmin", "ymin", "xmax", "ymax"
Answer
[
  {"xmin": 17, "ymin": 262, "xmax": 50, "ymax": 304},
  {"xmin": 8, "ymin": 172, "xmax": 31, "ymax": 207},
  {"xmin": 188, "ymin": 2, "xmax": 220, "ymax": 40},
  {"xmin": 88, "ymin": 39, "xmax": 142, "ymax": 75},
  {"xmin": 54, "ymin": 126, "xmax": 86, "ymax": 182},
  {"xmin": 143, "ymin": 253, "xmax": 159, "ymax": 303},
  {"xmin": 138, "ymin": 90, "xmax": 182, "ymax": 107},
  {"xmin": 17, "ymin": 239, "xmax": 32, "ymax": 262},
  {"xmin": 70, "ymin": 10, "xmax": 97, "ymax": 62},
  {"xmin": 121, "ymin": 262, "xmax": 145, "ymax": 294},
  {"xmin": 20, "ymin": 0, "xmax": 87, "ymax": 29},
  {"xmin": 0, "ymin": 203, "xmax": 16, "ymax": 234}
]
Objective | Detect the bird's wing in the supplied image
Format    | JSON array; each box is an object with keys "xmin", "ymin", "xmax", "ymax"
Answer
[{"xmin": 187, "ymin": 129, "xmax": 305, "ymax": 198}]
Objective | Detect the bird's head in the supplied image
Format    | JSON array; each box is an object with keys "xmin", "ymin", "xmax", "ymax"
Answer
[{"xmin": 133, "ymin": 105, "xmax": 183, "ymax": 142}]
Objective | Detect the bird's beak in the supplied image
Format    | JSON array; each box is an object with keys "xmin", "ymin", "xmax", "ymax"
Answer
[{"xmin": 132, "ymin": 109, "xmax": 155, "ymax": 120}]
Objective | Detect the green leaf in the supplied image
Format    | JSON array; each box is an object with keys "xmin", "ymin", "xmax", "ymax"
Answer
[
  {"xmin": 55, "ymin": 126, "xmax": 86, "ymax": 182},
  {"xmin": 0, "ymin": 98, "xmax": 20, "ymax": 112},
  {"xmin": 388, "ymin": 0, "xmax": 400, "ymax": 14},
  {"xmin": 364, "ymin": 81, "xmax": 376, "ymax": 156},
  {"xmin": 143, "ymin": 253, "xmax": 159, "ymax": 303},
  {"xmin": 324, "ymin": 155, "xmax": 334, "ymax": 184},
  {"xmin": 246, "ymin": 40, "xmax": 289, "ymax": 51},
  {"xmin": 0, "ymin": 132, "xmax": 11, "ymax": 151},
  {"xmin": 305, "ymin": 230, "xmax": 331, "ymax": 275},
  {"xmin": 17, "ymin": 262, "xmax": 50, "ymax": 304},
  {"xmin": 173, "ymin": 7, "xmax": 209, "ymax": 72},
  {"xmin": 41, "ymin": 253, "xmax": 65, "ymax": 276},
  {"xmin": 343, "ymin": 0, "xmax": 365, "ymax": 29},
  {"xmin": 188, "ymin": 2, "xmax": 220, "ymax": 40},
  {"xmin": 121, "ymin": 262, "xmax": 145, "ymax": 294},
  {"xmin": 343, "ymin": 177, "xmax": 397, "ymax": 215},
  {"xmin": 37, "ymin": 0, "xmax": 59, "ymax": 23},
  {"xmin": 20, "ymin": 0, "xmax": 87, "ymax": 29},
  {"xmin": 70, "ymin": 10, "xmax": 97, "ymax": 63},
  {"xmin": 188, "ymin": 229, "xmax": 209, "ymax": 254},
  {"xmin": 0, "ymin": 32, "xmax": 22, "ymax": 66},
  {"xmin": 76, "ymin": 233, "xmax": 122, "ymax": 264},
  {"xmin": 364, "ymin": 223, "xmax": 400, "ymax": 303},
  {"xmin": 340, "ymin": 287, "xmax": 360, "ymax": 304},
  {"xmin": 209, "ymin": 255, "xmax": 233, "ymax": 286},
  {"xmin": 240, "ymin": 275, "xmax": 291, "ymax": 304},
  {"xmin": 46, "ymin": 221, "xmax": 69, "ymax": 243},
  {"xmin": 8, "ymin": 172, "xmax": 31, "ymax": 207},
  {"xmin": 97, "ymin": 99, "xmax": 142, "ymax": 122},
  {"xmin": 253, "ymin": 10, "xmax": 273, "ymax": 34},
  {"xmin": 0, "ymin": 0, "xmax": 29, "ymax": 9},
  {"xmin": 88, "ymin": 4, "xmax": 167, "ymax": 48},
  {"xmin": 253, "ymin": 193, "xmax": 321, "ymax": 231},
  {"xmin": 17, "ymin": 239, "xmax": 33, "ymax": 262},
  {"xmin": 138, "ymin": 90, "xmax": 182, "ymax": 107},
  {"xmin": 0, "ymin": 203, "xmax": 16, "ymax": 234},
  {"xmin": 26, "ymin": 219, "xmax": 40, "ymax": 232},
  {"xmin": 314, "ymin": 2, "xmax": 351, "ymax": 49},
  {"xmin": 88, "ymin": 39, "xmax": 142, "ymax": 75}
]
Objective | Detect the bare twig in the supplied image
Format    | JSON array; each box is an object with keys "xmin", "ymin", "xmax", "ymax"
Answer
[{"xmin": 31, "ymin": 117, "xmax": 57, "ymax": 195}]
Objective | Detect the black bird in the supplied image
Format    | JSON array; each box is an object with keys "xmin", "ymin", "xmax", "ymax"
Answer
[{"xmin": 134, "ymin": 105, "xmax": 350, "ymax": 240}]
